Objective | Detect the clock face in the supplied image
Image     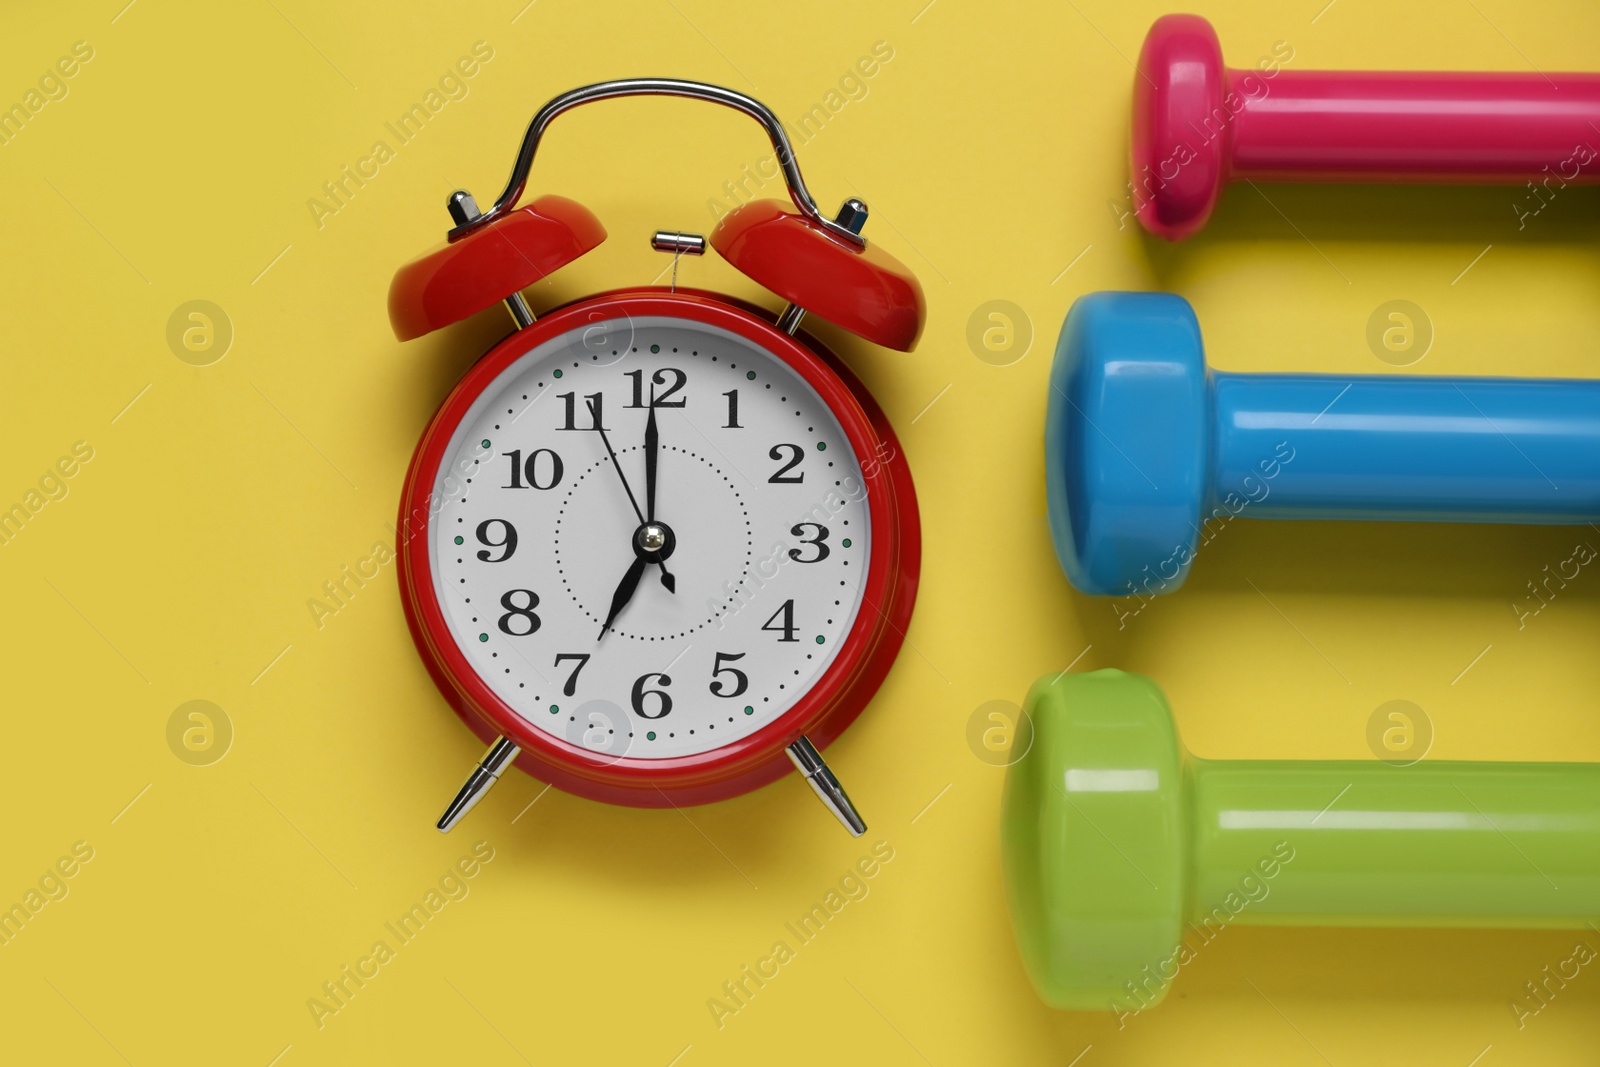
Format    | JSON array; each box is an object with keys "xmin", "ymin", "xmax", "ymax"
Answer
[{"xmin": 426, "ymin": 314, "xmax": 872, "ymax": 761}]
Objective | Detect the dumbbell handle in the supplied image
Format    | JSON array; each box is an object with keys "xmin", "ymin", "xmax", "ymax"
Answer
[
  {"xmin": 1227, "ymin": 71, "xmax": 1600, "ymax": 184},
  {"xmin": 1211, "ymin": 371, "xmax": 1600, "ymax": 522},
  {"xmin": 1190, "ymin": 757, "xmax": 1600, "ymax": 926}
]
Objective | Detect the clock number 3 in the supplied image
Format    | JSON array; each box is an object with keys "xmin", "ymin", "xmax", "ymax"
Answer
[{"xmin": 788, "ymin": 523, "xmax": 830, "ymax": 563}]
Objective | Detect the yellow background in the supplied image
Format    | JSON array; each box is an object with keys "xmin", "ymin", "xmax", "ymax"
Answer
[{"xmin": 3, "ymin": 1, "xmax": 1598, "ymax": 1063}]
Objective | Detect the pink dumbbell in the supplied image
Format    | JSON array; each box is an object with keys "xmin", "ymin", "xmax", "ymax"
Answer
[{"xmin": 1132, "ymin": 14, "xmax": 1600, "ymax": 239}]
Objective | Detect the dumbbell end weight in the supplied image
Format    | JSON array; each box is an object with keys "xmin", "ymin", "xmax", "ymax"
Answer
[
  {"xmin": 1131, "ymin": 14, "xmax": 1231, "ymax": 241},
  {"xmin": 1046, "ymin": 291, "xmax": 1208, "ymax": 598},
  {"xmin": 1002, "ymin": 670, "xmax": 1188, "ymax": 1012}
]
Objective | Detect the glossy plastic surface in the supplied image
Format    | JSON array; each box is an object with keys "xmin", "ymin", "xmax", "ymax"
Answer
[
  {"xmin": 1046, "ymin": 291, "xmax": 1600, "ymax": 597},
  {"xmin": 1002, "ymin": 669, "xmax": 1600, "ymax": 1013},
  {"xmin": 1046, "ymin": 291, "xmax": 1208, "ymax": 598},
  {"xmin": 387, "ymin": 195, "xmax": 605, "ymax": 340},
  {"xmin": 1133, "ymin": 14, "xmax": 1600, "ymax": 239},
  {"xmin": 711, "ymin": 199, "xmax": 926, "ymax": 352},
  {"xmin": 397, "ymin": 289, "xmax": 920, "ymax": 807}
]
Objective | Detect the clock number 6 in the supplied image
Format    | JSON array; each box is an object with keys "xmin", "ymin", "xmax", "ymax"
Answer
[
  {"xmin": 553, "ymin": 653, "xmax": 591, "ymax": 697},
  {"xmin": 709, "ymin": 652, "xmax": 749, "ymax": 698},
  {"xmin": 497, "ymin": 589, "xmax": 541, "ymax": 636},
  {"xmin": 475, "ymin": 519, "xmax": 518, "ymax": 562},
  {"xmin": 631, "ymin": 673, "xmax": 673, "ymax": 719}
]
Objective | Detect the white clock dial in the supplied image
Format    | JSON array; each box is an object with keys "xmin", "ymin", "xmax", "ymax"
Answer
[{"xmin": 428, "ymin": 316, "xmax": 872, "ymax": 760}]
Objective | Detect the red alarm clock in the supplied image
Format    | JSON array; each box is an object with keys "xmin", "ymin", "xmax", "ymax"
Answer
[{"xmin": 387, "ymin": 80, "xmax": 924, "ymax": 837}]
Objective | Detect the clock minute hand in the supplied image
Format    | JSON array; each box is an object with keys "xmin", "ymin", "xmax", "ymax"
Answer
[
  {"xmin": 641, "ymin": 396, "xmax": 676, "ymax": 594},
  {"xmin": 644, "ymin": 398, "xmax": 659, "ymax": 523},
  {"xmin": 590, "ymin": 398, "xmax": 675, "ymax": 593}
]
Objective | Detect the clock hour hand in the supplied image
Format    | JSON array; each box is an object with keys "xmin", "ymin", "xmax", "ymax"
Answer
[{"xmin": 598, "ymin": 554, "xmax": 647, "ymax": 641}]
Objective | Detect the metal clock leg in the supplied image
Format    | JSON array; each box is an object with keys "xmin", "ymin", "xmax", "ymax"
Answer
[
  {"xmin": 437, "ymin": 735, "xmax": 522, "ymax": 832},
  {"xmin": 787, "ymin": 735, "xmax": 867, "ymax": 837}
]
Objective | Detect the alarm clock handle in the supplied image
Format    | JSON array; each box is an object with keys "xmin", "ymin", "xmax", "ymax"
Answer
[
  {"xmin": 787, "ymin": 736, "xmax": 867, "ymax": 836},
  {"xmin": 437, "ymin": 735, "xmax": 520, "ymax": 832},
  {"xmin": 448, "ymin": 78, "xmax": 866, "ymax": 251}
]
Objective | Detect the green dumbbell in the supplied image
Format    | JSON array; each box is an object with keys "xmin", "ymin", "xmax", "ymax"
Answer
[{"xmin": 1002, "ymin": 669, "xmax": 1600, "ymax": 1013}]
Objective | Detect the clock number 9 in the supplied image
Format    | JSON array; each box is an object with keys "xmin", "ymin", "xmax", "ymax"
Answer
[
  {"xmin": 475, "ymin": 519, "xmax": 518, "ymax": 562},
  {"xmin": 497, "ymin": 589, "xmax": 541, "ymax": 636},
  {"xmin": 709, "ymin": 652, "xmax": 748, "ymax": 698},
  {"xmin": 631, "ymin": 673, "xmax": 673, "ymax": 719},
  {"xmin": 503, "ymin": 448, "xmax": 564, "ymax": 490},
  {"xmin": 788, "ymin": 523, "xmax": 830, "ymax": 563}
]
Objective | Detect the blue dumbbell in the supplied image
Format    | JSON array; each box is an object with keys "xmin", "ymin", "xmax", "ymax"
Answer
[{"xmin": 1047, "ymin": 292, "xmax": 1600, "ymax": 597}]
